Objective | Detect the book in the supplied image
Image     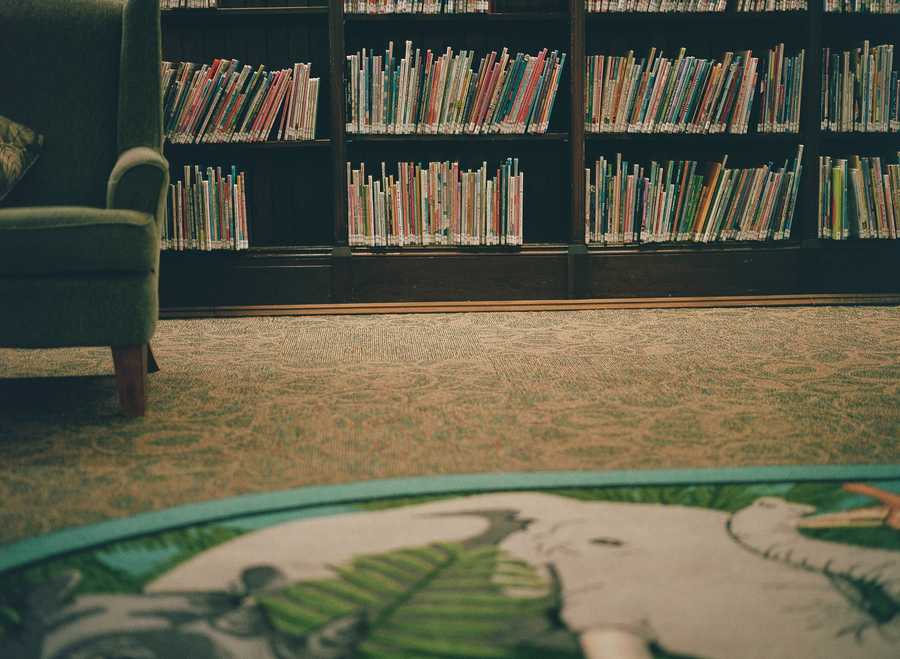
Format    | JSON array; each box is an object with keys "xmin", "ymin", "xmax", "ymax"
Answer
[
  {"xmin": 161, "ymin": 1, "xmax": 218, "ymax": 8},
  {"xmin": 161, "ymin": 60, "xmax": 320, "ymax": 143},
  {"xmin": 824, "ymin": 0, "xmax": 900, "ymax": 12},
  {"xmin": 345, "ymin": 41, "xmax": 565, "ymax": 135},
  {"xmin": 585, "ymin": 47, "xmax": 766, "ymax": 134},
  {"xmin": 347, "ymin": 158, "xmax": 524, "ymax": 246},
  {"xmin": 737, "ymin": 0, "xmax": 807, "ymax": 9},
  {"xmin": 821, "ymin": 41, "xmax": 899, "ymax": 133},
  {"xmin": 818, "ymin": 152, "xmax": 900, "ymax": 239},
  {"xmin": 586, "ymin": 0, "xmax": 726, "ymax": 11},
  {"xmin": 585, "ymin": 145, "xmax": 804, "ymax": 244},
  {"xmin": 757, "ymin": 45, "xmax": 805, "ymax": 134},
  {"xmin": 163, "ymin": 165, "xmax": 249, "ymax": 251},
  {"xmin": 345, "ymin": 1, "xmax": 490, "ymax": 12}
]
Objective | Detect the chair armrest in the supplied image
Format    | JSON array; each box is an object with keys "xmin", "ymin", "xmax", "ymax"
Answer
[{"xmin": 107, "ymin": 146, "xmax": 169, "ymax": 220}]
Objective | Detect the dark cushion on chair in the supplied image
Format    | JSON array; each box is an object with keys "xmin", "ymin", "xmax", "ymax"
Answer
[
  {"xmin": 0, "ymin": 115, "xmax": 43, "ymax": 203},
  {"xmin": 0, "ymin": 206, "xmax": 158, "ymax": 276}
]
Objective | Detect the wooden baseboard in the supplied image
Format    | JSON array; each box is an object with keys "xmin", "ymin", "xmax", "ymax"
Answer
[{"xmin": 160, "ymin": 293, "xmax": 900, "ymax": 319}]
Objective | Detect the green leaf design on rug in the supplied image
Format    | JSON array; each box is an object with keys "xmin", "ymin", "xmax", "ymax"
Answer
[{"xmin": 257, "ymin": 542, "xmax": 583, "ymax": 658}]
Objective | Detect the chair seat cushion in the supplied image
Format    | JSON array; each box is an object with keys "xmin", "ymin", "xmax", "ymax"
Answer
[{"xmin": 0, "ymin": 206, "xmax": 158, "ymax": 276}]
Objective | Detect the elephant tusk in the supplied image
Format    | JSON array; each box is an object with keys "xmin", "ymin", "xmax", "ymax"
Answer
[{"xmin": 580, "ymin": 628, "xmax": 655, "ymax": 659}]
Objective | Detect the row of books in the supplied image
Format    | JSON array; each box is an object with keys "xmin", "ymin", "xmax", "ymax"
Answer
[
  {"xmin": 821, "ymin": 42, "xmax": 900, "ymax": 133},
  {"xmin": 737, "ymin": 0, "xmax": 807, "ymax": 8},
  {"xmin": 161, "ymin": 0, "xmax": 218, "ymax": 7},
  {"xmin": 825, "ymin": 0, "xmax": 900, "ymax": 11},
  {"xmin": 758, "ymin": 45, "xmax": 805, "ymax": 133},
  {"xmin": 162, "ymin": 60, "xmax": 320, "ymax": 144},
  {"xmin": 818, "ymin": 153, "xmax": 900, "ymax": 239},
  {"xmin": 163, "ymin": 165, "xmax": 250, "ymax": 251},
  {"xmin": 347, "ymin": 159, "xmax": 524, "ymax": 245},
  {"xmin": 164, "ymin": 0, "xmax": 819, "ymax": 11},
  {"xmin": 584, "ymin": 48, "xmax": 761, "ymax": 134},
  {"xmin": 344, "ymin": 1, "xmax": 489, "ymax": 11},
  {"xmin": 345, "ymin": 42, "xmax": 565, "ymax": 134},
  {"xmin": 585, "ymin": 145, "xmax": 804, "ymax": 244},
  {"xmin": 586, "ymin": 0, "xmax": 725, "ymax": 9},
  {"xmin": 587, "ymin": 0, "xmax": 806, "ymax": 8}
]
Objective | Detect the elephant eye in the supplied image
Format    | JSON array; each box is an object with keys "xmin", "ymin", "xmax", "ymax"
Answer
[
  {"xmin": 590, "ymin": 537, "xmax": 624, "ymax": 547},
  {"xmin": 758, "ymin": 500, "xmax": 777, "ymax": 509}
]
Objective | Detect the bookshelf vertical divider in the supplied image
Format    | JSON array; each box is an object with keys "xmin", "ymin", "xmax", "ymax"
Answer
[
  {"xmin": 569, "ymin": 0, "xmax": 586, "ymax": 245},
  {"xmin": 803, "ymin": 1, "xmax": 824, "ymax": 244},
  {"xmin": 330, "ymin": 1, "xmax": 348, "ymax": 247}
]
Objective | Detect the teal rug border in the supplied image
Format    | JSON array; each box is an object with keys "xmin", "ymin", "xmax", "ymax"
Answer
[{"xmin": 3, "ymin": 464, "xmax": 899, "ymax": 575}]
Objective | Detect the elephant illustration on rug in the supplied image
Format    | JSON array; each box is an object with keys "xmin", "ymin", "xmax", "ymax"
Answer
[{"xmin": 2, "ymin": 488, "xmax": 898, "ymax": 659}]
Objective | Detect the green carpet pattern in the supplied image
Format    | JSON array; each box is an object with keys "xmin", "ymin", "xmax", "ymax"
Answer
[
  {"xmin": 1, "ymin": 469, "xmax": 898, "ymax": 659},
  {"xmin": 1, "ymin": 306, "xmax": 899, "ymax": 545}
]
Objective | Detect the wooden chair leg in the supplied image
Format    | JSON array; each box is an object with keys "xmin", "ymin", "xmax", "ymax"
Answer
[
  {"xmin": 112, "ymin": 344, "xmax": 147, "ymax": 417},
  {"xmin": 147, "ymin": 344, "xmax": 160, "ymax": 374}
]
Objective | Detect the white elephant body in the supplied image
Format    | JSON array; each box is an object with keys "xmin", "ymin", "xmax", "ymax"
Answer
[{"xmin": 149, "ymin": 492, "xmax": 899, "ymax": 659}]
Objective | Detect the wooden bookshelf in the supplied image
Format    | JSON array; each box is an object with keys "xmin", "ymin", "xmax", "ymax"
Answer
[{"xmin": 158, "ymin": 1, "xmax": 900, "ymax": 309}]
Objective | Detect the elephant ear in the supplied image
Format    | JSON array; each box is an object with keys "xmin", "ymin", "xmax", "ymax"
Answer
[{"xmin": 257, "ymin": 542, "xmax": 583, "ymax": 658}]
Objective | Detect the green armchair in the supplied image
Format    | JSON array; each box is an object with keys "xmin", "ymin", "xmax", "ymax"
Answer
[{"xmin": 0, "ymin": 0, "xmax": 168, "ymax": 416}]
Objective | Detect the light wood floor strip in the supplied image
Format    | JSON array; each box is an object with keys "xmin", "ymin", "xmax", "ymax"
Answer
[{"xmin": 161, "ymin": 294, "xmax": 900, "ymax": 319}]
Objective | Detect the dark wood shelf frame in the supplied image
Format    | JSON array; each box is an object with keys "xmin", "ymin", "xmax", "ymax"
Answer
[
  {"xmin": 346, "ymin": 11, "xmax": 569, "ymax": 22},
  {"xmin": 157, "ymin": 1, "xmax": 900, "ymax": 309}
]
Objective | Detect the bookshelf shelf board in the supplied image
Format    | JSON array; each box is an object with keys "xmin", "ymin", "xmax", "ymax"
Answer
[
  {"xmin": 587, "ymin": 241, "xmax": 801, "ymax": 254},
  {"xmin": 161, "ymin": 246, "xmax": 333, "ymax": 257},
  {"xmin": 585, "ymin": 133, "xmax": 802, "ymax": 144},
  {"xmin": 804, "ymin": 238, "xmax": 900, "ymax": 248},
  {"xmin": 819, "ymin": 132, "xmax": 900, "ymax": 148},
  {"xmin": 346, "ymin": 132, "xmax": 569, "ymax": 144},
  {"xmin": 345, "ymin": 12, "xmax": 568, "ymax": 23},
  {"xmin": 164, "ymin": 140, "xmax": 333, "ymax": 152},
  {"xmin": 822, "ymin": 13, "xmax": 900, "ymax": 24},
  {"xmin": 350, "ymin": 245, "xmax": 554, "ymax": 256},
  {"xmin": 585, "ymin": 10, "xmax": 807, "ymax": 26},
  {"xmin": 161, "ymin": 7, "xmax": 328, "ymax": 23}
]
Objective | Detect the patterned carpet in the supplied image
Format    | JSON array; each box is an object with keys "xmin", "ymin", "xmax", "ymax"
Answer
[{"xmin": 1, "ymin": 306, "xmax": 898, "ymax": 546}]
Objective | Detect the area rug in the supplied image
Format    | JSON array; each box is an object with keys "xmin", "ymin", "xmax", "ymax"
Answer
[{"xmin": 1, "ymin": 465, "xmax": 898, "ymax": 659}]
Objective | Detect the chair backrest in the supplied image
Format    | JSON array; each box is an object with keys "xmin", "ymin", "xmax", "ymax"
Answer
[{"xmin": 0, "ymin": 0, "xmax": 162, "ymax": 209}]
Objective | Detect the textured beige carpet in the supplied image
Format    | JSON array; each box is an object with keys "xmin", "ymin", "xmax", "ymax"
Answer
[{"xmin": 1, "ymin": 306, "xmax": 899, "ymax": 546}]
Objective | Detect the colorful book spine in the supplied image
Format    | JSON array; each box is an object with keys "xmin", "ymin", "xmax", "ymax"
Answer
[
  {"xmin": 585, "ymin": 47, "xmax": 765, "ymax": 134},
  {"xmin": 345, "ymin": 1, "xmax": 489, "ymax": 12},
  {"xmin": 821, "ymin": 42, "xmax": 900, "ymax": 132},
  {"xmin": 758, "ymin": 46, "xmax": 804, "ymax": 133},
  {"xmin": 824, "ymin": 0, "xmax": 900, "ymax": 12},
  {"xmin": 163, "ymin": 165, "xmax": 249, "ymax": 251},
  {"xmin": 345, "ymin": 41, "xmax": 565, "ymax": 135},
  {"xmin": 161, "ymin": 60, "xmax": 320, "ymax": 143},
  {"xmin": 161, "ymin": 1, "xmax": 218, "ymax": 8},
  {"xmin": 585, "ymin": 145, "xmax": 804, "ymax": 244},
  {"xmin": 586, "ymin": 0, "xmax": 727, "ymax": 10},
  {"xmin": 737, "ymin": 0, "xmax": 807, "ymax": 9},
  {"xmin": 347, "ymin": 159, "xmax": 524, "ymax": 247},
  {"xmin": 818, "ymin": 152, "xmax": 900, "ymax": 239}
]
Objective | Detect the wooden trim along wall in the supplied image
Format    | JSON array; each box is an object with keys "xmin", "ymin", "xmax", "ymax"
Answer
[{"xmin": 160, "ymin": 293, "xmax": 900, "ymax": 319}]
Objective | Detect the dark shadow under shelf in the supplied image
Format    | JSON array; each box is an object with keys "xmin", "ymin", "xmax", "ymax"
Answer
[
  {"xmin": 161, "ymin": 7, "xmax": 328, "ymax": 24},
  {"xmin": 819, "ymin": 133, "xmax": 900, "ymax": 151},
  {"xmin": 345, "ymin": 12, "xmax": 568, "ymax": 23},
  {"xmin": 585, "ymin": 10, "xmax": 808, "ymax": 26},
  {"xmin": 346, "ymin": 133, "xmax": 569, "ymax": 144},
  {"xmin": 164, "ymin": 139, "xmax": 333, "ymax": 152}
]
